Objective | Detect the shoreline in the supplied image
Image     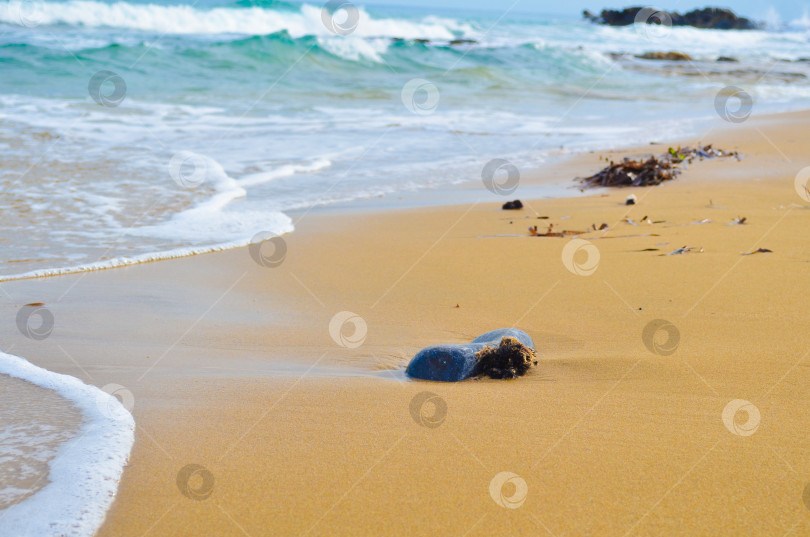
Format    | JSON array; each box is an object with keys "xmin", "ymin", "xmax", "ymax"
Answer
[
  {"xmin": 1, "ymin": 109, "xmax": 809, "ymax": 536},
  {"xmin": 0, "ymin": 107, "xmax": 778, "ymax": 285}
]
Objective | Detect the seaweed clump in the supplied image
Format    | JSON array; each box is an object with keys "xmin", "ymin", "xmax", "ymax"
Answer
[
  {"xmin": 579, "ymin": 145, "xmax": 741, "ymax": 188},
  {"xmin": 473, "ymin": 337, "xmax": 537, "ymax": 379}
]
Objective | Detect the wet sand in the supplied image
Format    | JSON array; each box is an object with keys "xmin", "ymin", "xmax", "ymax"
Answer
[{"xmin": 1, "ymin": 110, "xmax": 809, "ymax": 536}]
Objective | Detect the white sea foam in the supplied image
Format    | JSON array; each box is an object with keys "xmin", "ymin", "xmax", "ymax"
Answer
[
  {"xmin": 0, "ymin": 352, "xmax": 135, "ymax": 537},
  {"xmin": 237, "ymin": 158, "xmax": 331, "ymax": 187},
  {"xmin": 0, "ymin": 0, "xmax": 475, "ymax": 39}
]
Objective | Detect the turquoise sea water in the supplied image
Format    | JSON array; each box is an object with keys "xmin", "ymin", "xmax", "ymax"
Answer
[{"xmin": 2, "ymin": 0, "xmax": 810, "ymax": 278}]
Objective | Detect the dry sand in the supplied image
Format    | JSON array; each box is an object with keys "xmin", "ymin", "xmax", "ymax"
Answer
[{"xmin": 2, "ymin": 111, "xmax": 809, "ymax": 536}]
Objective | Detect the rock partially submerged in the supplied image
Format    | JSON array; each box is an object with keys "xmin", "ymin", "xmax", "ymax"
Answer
[
  {"xmin": 583, "ymin": 7, "xmax": 758, "ymax": 30},
  {"xmin": 406, "ymin": 328, "xmax": 536, "ymax": 382},
  {"xmin": 637, "ymin": 51, "xmax": 692, "ymax": 61},
  {"xmin": 578, "ymin": 145, "xmax": 740, "ymax": 188}
]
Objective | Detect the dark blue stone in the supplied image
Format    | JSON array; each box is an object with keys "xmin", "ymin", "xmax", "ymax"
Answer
[{"xmin": 406, "ymin": 328, "xmax": 534, "ymax": 382}]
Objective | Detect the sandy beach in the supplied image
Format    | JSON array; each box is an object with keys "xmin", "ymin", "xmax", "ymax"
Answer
[{"xmin": 2, "ymin": 109, "xmax": 809, "ymax": 536}]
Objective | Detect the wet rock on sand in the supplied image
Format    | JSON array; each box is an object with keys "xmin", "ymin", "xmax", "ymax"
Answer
[
  {"xmin": 502, "ymin": 200, "xmax": 523, "ymax": 210},
  {"xmin": 406, "ymin": 328, "xmax": 537, "ymax": 381}
]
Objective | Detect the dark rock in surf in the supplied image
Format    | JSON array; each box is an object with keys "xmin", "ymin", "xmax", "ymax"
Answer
[
  {"xmin": 584, "ymin": 7, "xmax": 759, "ymax": 30},
  {"xmin": 637, "ymin": 51, "xmax": 692, "ymax": 61}
]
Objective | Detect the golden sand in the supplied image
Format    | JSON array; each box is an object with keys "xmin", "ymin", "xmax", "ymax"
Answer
[{"xmin": 1, "ymin": 111, "xmax": 809, "ymax": 536}]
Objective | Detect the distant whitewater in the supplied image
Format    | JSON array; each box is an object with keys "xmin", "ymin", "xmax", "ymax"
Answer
[
  {"xmin": 0, "ymin": 352, "xmax": 135, "ymax": 537},
  {"xmin": 1, "ymin": 0, "xmax": 810, "ymax": 279}
]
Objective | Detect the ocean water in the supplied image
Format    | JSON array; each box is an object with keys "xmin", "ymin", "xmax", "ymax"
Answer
[{"xmin": 2, "ymin": 1, "xmax": 810, "ymax": 279}]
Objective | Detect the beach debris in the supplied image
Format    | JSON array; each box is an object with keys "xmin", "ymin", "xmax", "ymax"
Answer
[
  {"xmin": 24, "ymin": 302, "xmax": 45, "ymax": 307},
  {"xmin": 502, "ymin": 199, "xmax": 523, "ymax": 210},
  {"xmin": 742, "ymin": 248, "xmax": 772, "ymax": 255},
  {"xmin": 591, "ymin": 222, "xmax": 609, "ymax": 231},
  {"xmin": 473, "ymin": 337, "xmax": 537, "ymax": 380},
  {"xmin": 634, "ymin": 248, "xmax": 660, "ymax": 252},
  {"xmin": 626, "ymin": 194, "xmax": 637, "ymax": 205},
  {"xmin": 690, "ymin": 218, "xmax": 712, "ymax": 225},
  {"xmin": 728, "ymin": 216, "xmax": 747, "ymax": 225},
  {"xmin": 578, "ymin": 145, "xmax": 740, "ymax": 188},
  {"xmin": 706, "ymin": 199, "xmax": 728, "ymax": 209},
  {"xmin": 623, "ymin": 217, "xmax": 638, "ymax": 226},
  {"xmin": 664, "ymin": 245, "xmax": 703, "ymax": 255},
  {"xmin": 529, "ymin": 224, "xmax": 586, "ymax": 237}
]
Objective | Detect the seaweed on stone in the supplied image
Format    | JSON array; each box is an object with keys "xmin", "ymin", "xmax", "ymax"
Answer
[{"xmin": 473, "ymin": 337, "xmax": 538, "ymax": 379}]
